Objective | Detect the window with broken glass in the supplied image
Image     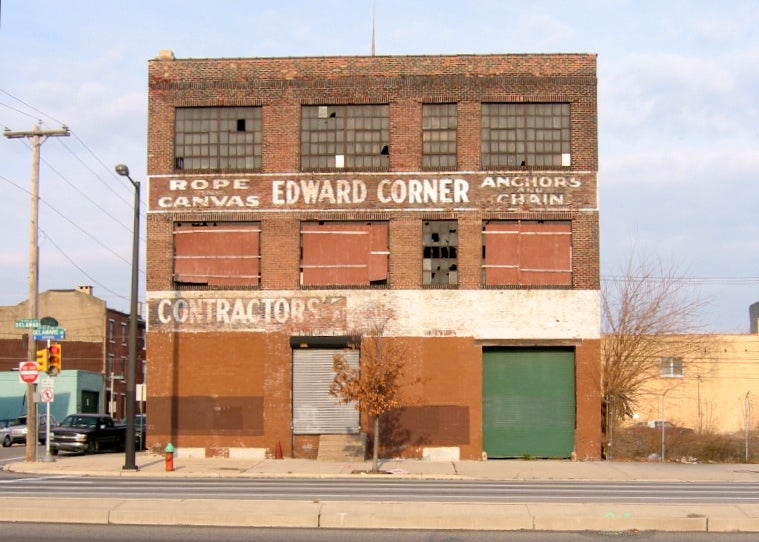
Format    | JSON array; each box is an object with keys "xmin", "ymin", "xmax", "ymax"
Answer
[
  {"xmin": 301, "ymin": 105, "xmax": 389, "ymax": 171},
  {"xmin": 422, "ymin": 103, "xmax": 457, "ymax": 169},
  {"xmin": 423, "ymin": 220, "xmax": 458, "ymax": 286},
  {"xmin": 174, "ymin": 107, "xmax": 262, "ymax": 171},
  {"xmin": 481, "ymin": 103, "xmax": 570, "ymax": 169}
]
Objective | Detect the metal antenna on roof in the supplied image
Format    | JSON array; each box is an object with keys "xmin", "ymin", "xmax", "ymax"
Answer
[{"xmin": 371, "ymin": 0, "xmax": 376, "ymax": 56}]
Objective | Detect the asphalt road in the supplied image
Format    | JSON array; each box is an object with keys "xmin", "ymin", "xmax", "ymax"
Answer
[
  {"xmin": 2, "ymin": 473, "xmax": 759, "ymax": 505},
  {"xmin": 3, "ymin": 523, "xmax": 759, "ymax": 542},
  {"xmin": 0, "ymin": 443, "xmax": 44, "ymax": 464}
]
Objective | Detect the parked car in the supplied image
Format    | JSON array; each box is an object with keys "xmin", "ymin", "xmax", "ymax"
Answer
[
  {"xmin": 0, "ymin": 414, "xmax": 58, "ymax": 447},
  {"xmin": 50, "ymin": 414, "xmax": 127, "ymax": 455},
  {"xmin": 120, "ymin": 413, "xmax": 147, "ymax": 450}
]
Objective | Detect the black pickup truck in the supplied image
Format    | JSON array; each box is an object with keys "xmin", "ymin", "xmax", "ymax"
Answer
[{"xmin": 50, "ymin": 413, "xmax": 126, "ymax": 455}]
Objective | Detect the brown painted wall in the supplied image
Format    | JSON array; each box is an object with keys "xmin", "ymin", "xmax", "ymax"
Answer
[
  {"xmin": 145, "ymin": 330, "xmax": 602, "ymax": 460},
  {"xmin": 146, "ymin": 330, "xmax": 292, "ymax": 454},
  {"xmin": 575, "ymin": 339, "xmax": 602, "ymax": 459}
]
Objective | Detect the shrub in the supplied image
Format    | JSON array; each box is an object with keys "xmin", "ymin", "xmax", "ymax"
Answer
[{"xmin": 609, "ymin": 426, "xmax": 759, "ymax": 463}]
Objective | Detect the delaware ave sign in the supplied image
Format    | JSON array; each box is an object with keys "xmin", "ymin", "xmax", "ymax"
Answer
[{"xmin": 148, "ymin": 172, "xmax": 597, "ymax": 212}]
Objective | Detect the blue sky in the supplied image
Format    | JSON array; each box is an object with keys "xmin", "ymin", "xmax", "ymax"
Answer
[{"xmin": 0, "ymin": 0, "xmax": 757, "ymax": 332}]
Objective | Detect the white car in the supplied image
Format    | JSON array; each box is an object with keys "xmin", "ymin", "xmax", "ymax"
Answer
[{"xmin": 0, "ymin": 414, "xmax": 58, "ymax": 447}]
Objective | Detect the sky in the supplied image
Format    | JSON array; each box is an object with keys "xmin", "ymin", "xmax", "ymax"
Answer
[{"xmin": 0, "ymin": 0, "xmax": 757, "ymax": 333}]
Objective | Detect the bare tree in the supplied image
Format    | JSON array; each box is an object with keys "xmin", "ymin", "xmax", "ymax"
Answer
[
  {"xmin": 602, "ymin": 254, "xmax": 712, "ymax": 458},
  {"xmin": 330, "ymin": 306, "xmax": 416, "ymax": 473}
]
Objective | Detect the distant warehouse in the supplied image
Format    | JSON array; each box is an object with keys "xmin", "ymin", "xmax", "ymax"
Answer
[{"xmin": 144, "ymin": 51, "xmax": 601, "ymax": 460}]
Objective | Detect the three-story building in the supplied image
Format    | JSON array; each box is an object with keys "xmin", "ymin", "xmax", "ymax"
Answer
[{"xmin": 146, "ymin": 51, "xmax": 601, "ymax": 460}]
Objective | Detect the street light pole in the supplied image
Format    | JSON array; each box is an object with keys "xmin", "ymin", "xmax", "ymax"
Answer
[{"xmin": 115, "ymin": 163, "xmax": 140, "ymax": 471}]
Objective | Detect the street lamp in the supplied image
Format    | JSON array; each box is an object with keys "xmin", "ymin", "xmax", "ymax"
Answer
[{"xmin": 115, "ymin": 163, "xmax": 140, "ymax": 471}]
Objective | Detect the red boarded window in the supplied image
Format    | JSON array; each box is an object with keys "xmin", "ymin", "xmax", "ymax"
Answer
[
  {"xmin": 482, "ymin": 220, "xmax": 571, "ymax": 286},
  {"xmin": 301, "ymin": 222, "xmax": 389, "ymax": 286},
  {"xmin": 173, "ymin": 222, "xmax": 260, "ymax": 287}
]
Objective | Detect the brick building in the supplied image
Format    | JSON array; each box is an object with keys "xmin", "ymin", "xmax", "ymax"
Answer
[
  {"xmin": 146, "ymin": 52, "xmax": 601, "ymax": 460},
  {"xmin": 0, "ymin": 286, "xmax": 146, "ymax": 421}
]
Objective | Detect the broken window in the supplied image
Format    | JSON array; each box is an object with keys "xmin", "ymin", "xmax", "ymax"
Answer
[
  {"xmin": 300, "ymin": 221, "xmax": 389, "ymax": 287},
  {"xmin": 301, "ymin": 105, "xmax": 389, "ymax": 171},
  {"xmin": 482, "ymin": 220, "xmax": 571, "ymax": 286},
  {"xmin": 173, "ymin": 221, "xmax": 261, "ymax": 287},
  {"xmin": 174, "ymin": 107, "xmax": 262, "ymax": 171},
  {"xmin": 423, "ymin": 220, "xmax": 457, "ymax": 286},
  {"xmin": 481, "ymin": 103, "xmax": 570, "ymax": 169},
  {"xmin": 422, "ymin": 103, "xmax": 457, "ymax": 169}
]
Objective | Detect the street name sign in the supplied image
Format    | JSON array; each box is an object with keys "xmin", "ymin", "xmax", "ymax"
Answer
[
  {"xmin": 32, "ymin": 325, "xmax": 66, "ymax": 341},
  {"xmin": 15, "ymin": 319, "xmax": 40, "ymax": 329}
]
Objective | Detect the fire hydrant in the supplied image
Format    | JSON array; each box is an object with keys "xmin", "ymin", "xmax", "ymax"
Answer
[{"xmin": 164, "ymin": 443, "xmax": 174, "ymax": 472}]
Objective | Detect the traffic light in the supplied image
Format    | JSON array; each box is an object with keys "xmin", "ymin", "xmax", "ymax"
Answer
[
  {"xmin": 48, "ymin": 343, "xmax": 62, "ymax": 376},
  {"xmin": 35, "ymin": 348, "xmax": 49, "ymax": 372}
]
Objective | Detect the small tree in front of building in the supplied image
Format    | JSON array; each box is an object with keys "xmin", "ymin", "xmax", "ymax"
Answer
[{"xmin": 330, "ymin": 306, "xmax": 415, "ymax": 473}]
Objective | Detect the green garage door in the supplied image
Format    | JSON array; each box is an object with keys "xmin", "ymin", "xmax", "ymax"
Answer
[{"xmin": 483, "ymin": 348, "xmax": 575, "ymax": 458}]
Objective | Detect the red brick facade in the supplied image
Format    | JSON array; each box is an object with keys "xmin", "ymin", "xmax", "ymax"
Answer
[{"xmin": 146, "ymin": 53, "xmax": 601, "ymax": 460}]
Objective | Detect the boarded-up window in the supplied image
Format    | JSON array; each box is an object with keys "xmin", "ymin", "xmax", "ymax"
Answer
[
  {"xmin": 174, "ymin": 221, "xmax": 260, "ymax": 287},
  {"xmin": 301, "ymin": 222, "xmax": 389, "ymax": 286},
  {"xmin": 482, "ymin": 220, "xmax": 571, "ymax": 286}
]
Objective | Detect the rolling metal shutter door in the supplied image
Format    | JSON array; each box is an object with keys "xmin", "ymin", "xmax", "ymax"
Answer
[
  {"xmin": 482, "ymin": 348, "xmax": 575, "ymax": 458},
  {"xmin": 293, "ymin": 349, "xmax": 360, "ymax": 434}
]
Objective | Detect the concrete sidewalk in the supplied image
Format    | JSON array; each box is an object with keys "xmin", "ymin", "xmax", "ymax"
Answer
[{"xmin": 4, "ymin": 452, "xmax": 759, "ymax": 532}]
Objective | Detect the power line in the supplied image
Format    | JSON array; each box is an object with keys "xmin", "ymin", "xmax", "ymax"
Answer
[
  {"xmin": 602, "ymin": 275, "xmax": 759, "ymax": 286},
  {"xmin": 39, "ymin": 228, "xmax": 127, "ymax": 303},
  {"xmin": 0, "ymin": 88, "xmax": 66, "ymax": 126},
  {"xmin": 0, "ymin": 172, "xmax": 133, "ymax": 267}
]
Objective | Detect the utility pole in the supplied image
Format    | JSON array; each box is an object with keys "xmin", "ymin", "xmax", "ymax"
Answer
[{"xmin": 4, "ymin": 123, "xmax": 70, "ymax": 462}]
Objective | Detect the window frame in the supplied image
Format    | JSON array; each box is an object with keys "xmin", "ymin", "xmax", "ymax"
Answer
[
  {"xmin": 422, "ymin": 103, "xmax": 457, "ymax": 170},
  {"xmin": 481, "ymin": 103, "xmax": 570, "ymax": 169},
  {"xmin": 660, "ymin": 357, "xmax": 684, "ymax": 378},
  {"xmin": 300, "ymin": 104, "xmax": 390, "ymax": 171},
  {"xmin": 174, "ymin": 106, "xmax": 262, "ymax": 172}
]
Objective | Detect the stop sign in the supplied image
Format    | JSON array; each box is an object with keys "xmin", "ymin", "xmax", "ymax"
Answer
[{"xmin": 19, "ymin": 361, "xmax": 39, "ymax": 384}]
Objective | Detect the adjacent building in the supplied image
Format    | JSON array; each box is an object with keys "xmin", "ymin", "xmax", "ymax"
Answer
[
  {"xmin": 146, "ymin": 52, "xmax": 601, "ymax": 460},
  {"xmin": 0, "ymin": 287, "xmax": 146, "ymax": 421},
  {"xmin": 621, "ymin": 331, "xmax": 759, "ymax": 435}
]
